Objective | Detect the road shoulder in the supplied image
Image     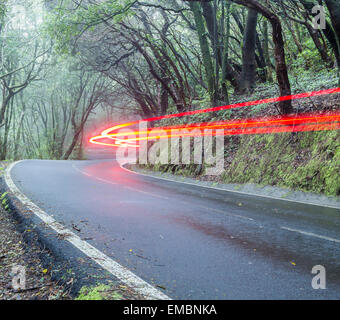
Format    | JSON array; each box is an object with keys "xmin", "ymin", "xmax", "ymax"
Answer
[
  {"xmin": 124, "ymin": 164, "xmax": 340, "ymax": 209},
  {"xmin": 0, "ymin": 161, "xmax": 146, "ymax": 300},
  {"xmin": 0, "ymin": 161, "xmax": 70, "ymax": 300}
]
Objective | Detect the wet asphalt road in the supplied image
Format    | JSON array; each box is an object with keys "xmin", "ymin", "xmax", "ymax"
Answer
[{"xmin": 9, "ymin": 150, "xmax": 340, "ymax": 299}]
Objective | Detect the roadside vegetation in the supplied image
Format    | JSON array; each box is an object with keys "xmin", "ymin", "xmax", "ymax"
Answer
[
  {"xmin": 0, "ymin": 0, "xmax": 339, "ymax": 161},
  {"xmin": 145, "ymin": 128, "xmax": 340, "ymax": 196},
  {"xmin": 76, "ymin": 283, "xmax": 144, "ymax": 300},
  {"xmin": 0, "ymin": 0, "xmax": 339, "ymax": 197}
]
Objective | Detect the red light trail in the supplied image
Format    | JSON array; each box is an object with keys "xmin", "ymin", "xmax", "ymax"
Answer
[{"xmin": 89, "ymin": 88, "xmax": 340, "ymax": 148}]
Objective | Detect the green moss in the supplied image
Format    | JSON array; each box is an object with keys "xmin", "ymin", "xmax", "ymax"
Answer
[
  {"xmin": 222, "ymin": 130, "xmax": 340, "ymax": 196},
  {"xmin": 76, "ymin": 284, "xmax": 123, "ymax": 300},
  {"xmin": 138, "ymin": 130, "xmax": 340, "ymax": 197}
]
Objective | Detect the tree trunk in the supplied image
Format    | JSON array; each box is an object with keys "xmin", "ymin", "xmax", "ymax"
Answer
[
  {"xmin": 77, "ymin": 129, "xmax": 84, "ymax": 160},
  {"xmin": 305, "ymin": 23, "xmax": 333, "ymax": 67},
  {"xmin": 238, "ymin": 9, "xmax": 258, "ymax": 94},
  {"xmin": 263, "ymin": 19, "xmax": 273, "ymax": 82},
  {"xmin": 63, "ymin": 128, "xmax": 82, "ymax": 160},
  {"xmin": 324, "ymin": 0, "xmax": 340, "ymax": 82},
  {"xmin": 189, "ymin": 1, "xmax": 215, "ymax": 103},
  {"xmin": 232, "ymin": 0, "xmax": 293, "ymax": 114},
  {"xmin": 13, "ymin": 111, "xmax": 25, "ymax": 160},
  {"xmin": 284, "ymin": 18, "xmax": 303, "ymax": 54},
  {"xmin": 221, "ymin": 0, "xmax": 231, "ymax": 103},
  {"xmin": 299, "ymin": 0, "xmax": 340, "ymax": 67}
]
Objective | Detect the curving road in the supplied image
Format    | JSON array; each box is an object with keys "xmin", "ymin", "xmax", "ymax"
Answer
[{"xmin": 7, "ymin": 149, "xmax": 340, "ymax": 299}]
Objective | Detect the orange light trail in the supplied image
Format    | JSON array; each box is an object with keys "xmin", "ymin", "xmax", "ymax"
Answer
[
  {"xmin": 89, "ymin": 88, "xmax": 340, "ymax": 147},
  {"xmin": 116, "ymin": 115, "xmax": 340, "ymax": 143}
]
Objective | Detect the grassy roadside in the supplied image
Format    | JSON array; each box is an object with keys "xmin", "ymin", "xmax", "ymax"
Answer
[
  {"xmin": 140, "ymin": 129, "xmax": 340, "ymax": 197},
  {"xmin": 220, "ymin": 130, "xmax": 340, "ymax": 196},
  {"xmin": 75, "ymin": 283, "xmax": 145, "ymax": 300}
]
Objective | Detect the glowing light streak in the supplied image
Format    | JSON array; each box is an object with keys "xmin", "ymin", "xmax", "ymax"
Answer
[{"xmin": 89, "ymin": 88, "xmax": 340, "ymax": 148}]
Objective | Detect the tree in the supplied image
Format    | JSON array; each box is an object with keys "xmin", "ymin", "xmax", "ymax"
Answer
[
  {"xmin": 238, "ymin": 9, "xmax": 258, "ymax": 94},
  {"xmin": 189, "ymin": 1, "xmax": 216, "ymax": 104},
  {"xmin": 231, "ymin": 0, "xmax": 293, "ymax": 114},
  {"xmin": 62, "ymin": 71, "xmax": 110, "ymax": 160},
  {"xmin": 324, "ymin": 0, "xmax": 340, "ymax": 81},
  {"xmin": 0, "ymin": 0, "xmax": 49, "ymax": 159}
]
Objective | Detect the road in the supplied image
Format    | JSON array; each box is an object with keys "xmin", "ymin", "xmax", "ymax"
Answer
[{"xmin": 7, "ymin": 149, "xmax": 340, "ymax": 299}]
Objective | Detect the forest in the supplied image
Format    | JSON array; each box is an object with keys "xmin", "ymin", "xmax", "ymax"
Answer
[{"xmin": 0, "ymin": 0, "xmax": 339, "ymax": 194}]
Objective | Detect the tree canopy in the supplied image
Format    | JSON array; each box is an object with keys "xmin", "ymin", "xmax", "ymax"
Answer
[{"xmin": 0, "ymin": 0, "xmax": 339, "ymax": 160}]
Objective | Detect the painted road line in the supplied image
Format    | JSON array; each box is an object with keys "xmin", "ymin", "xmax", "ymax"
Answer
[
  {"xmin": 5, "ymin": 161, "xmax": 170, "ymax": 300},
  {"xmin": 72, "ymin": 163, "xmax": 117, "ymax": 184},
  {"xmin": 77, "ymin": 162, "xmax": 255, "ymax": 221},
  {"xmin": 72, "ymin": 163, "xmax": 169, "ymax": 200},
  {"xmin": 121, "ymin": 162, "xmax": 340, "ymax": 243},
  {"xmin": 206, "ymin": 206, "xmax": 255, "ymax": 222},
  {"xmin": 281, "ymin": 226, "xmax": 340, "ymax": 243}
]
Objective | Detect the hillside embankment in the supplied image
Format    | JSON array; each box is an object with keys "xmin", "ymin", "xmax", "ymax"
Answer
[{"xmin": 138, "ymin": 83, "xmax": 340, "ymax": 197}]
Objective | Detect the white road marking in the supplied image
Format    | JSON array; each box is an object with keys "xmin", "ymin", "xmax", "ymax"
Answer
[
  {"xmin": 119, "ymin": 163, "xmax": 256, "ymax": 222},
  {"xmin": 122, "ymin": 162, "xmax": 340, "ymax": 244},
  {"xmin": 199, "ymin": 205, "xmax": 254, "ymax": 222},
  {"xmin": 281, "ymin": 226, "xmax": 340, "ymax": 243},
  {"xmin": 73, "ymin": 163, "xmax": 169, "ymax": 200},
  {"xmin": 85, "ymin": 161, "xmax": 340, "ymax": 245},
  {"xmin": 72, "ymin": 163, "xmax": 117, "ymax": 184},
  {"xmin": 124, "ymin": 185, "xmax": 170, "ymax": 200},
  {"xmin": 120, "ymin": 163, "xmax": 340, "ymax": 210},
  {"xmin": 77, "ymin": 162, "xmax": 255, "ymax": 222},
  {"xmin": 5, "ymin": 161, "xmax": 170, "ymax": 300}
]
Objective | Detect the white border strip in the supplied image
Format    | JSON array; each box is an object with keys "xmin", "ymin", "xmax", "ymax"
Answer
[
  {"xmin": 120, "ymin": 163, "xmax": 340, "ymax": 210},
  {"xmin": 4, "ymin": 161, "xmax": 170, "ymax": 300},
  {"xmin": 281, "ymin": 226, "xmax": 340, "ymax": 243}
]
